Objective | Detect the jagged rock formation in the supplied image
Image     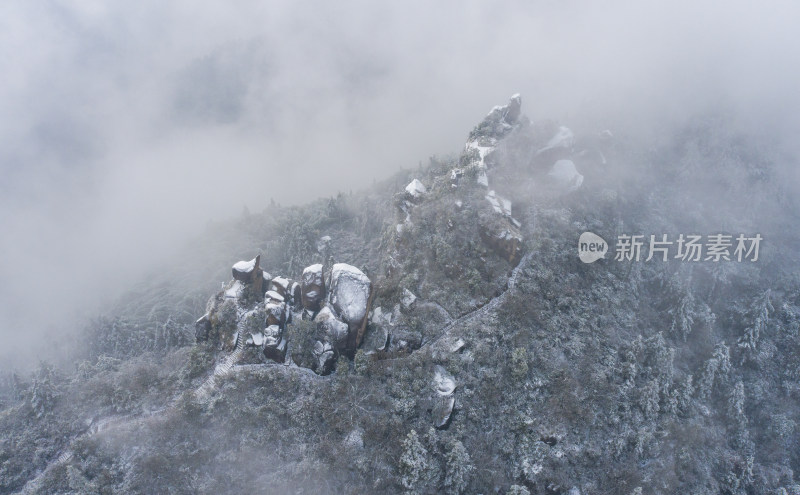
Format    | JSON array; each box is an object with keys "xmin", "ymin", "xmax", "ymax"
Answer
[{"xmin": 196, "ymin": 257, "xmax": 371, "ymax": 375}]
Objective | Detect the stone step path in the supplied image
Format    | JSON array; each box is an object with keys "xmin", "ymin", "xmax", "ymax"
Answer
[{"xmin": 194, "ymin": 332, "xmax": 246, "ymax": 402}]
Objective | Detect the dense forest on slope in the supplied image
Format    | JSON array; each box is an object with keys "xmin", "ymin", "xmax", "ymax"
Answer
[{"xmin": 2, "ymin": 97, "xmax": 799, "ymax": 495}]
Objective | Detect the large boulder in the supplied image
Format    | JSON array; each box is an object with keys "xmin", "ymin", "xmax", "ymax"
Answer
[
  {"xmin": 232, "ymin": 255, "xmax": 264, "ymax": 294},
  {"xmin": 329, "ymin": 263, "xmax": 372, "ymax": 349},
  {"xmin": 404, "ymin": 179, "xmax": 426, "ymax": 201},
  {"xmin": 301, "ymin": 264, "xmax": 325, "ymax": 312}
]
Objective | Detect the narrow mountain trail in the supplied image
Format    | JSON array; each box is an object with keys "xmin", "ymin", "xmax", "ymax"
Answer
[{"xmin": 424, "ymin": 247, "xmax": 534, "ymax": 352}]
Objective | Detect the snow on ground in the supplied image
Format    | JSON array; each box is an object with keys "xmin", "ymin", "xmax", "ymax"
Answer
[{"xmin": 225, "ymin": 280, "xmax": 243, "ymax": 299}]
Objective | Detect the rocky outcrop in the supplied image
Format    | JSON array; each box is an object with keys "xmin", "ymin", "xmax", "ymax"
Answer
[
  {"xmin": 288, "ymin": 263, "xmax": 374, "ymax": 374},
  {"xmin": 197, "ymin": 256, "xmax": 372, "ymax": 374}
]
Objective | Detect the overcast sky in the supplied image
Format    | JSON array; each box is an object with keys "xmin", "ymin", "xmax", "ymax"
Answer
[{"xmin": 1, "ymin": 0, "xmax": 799, "ymax": 366}]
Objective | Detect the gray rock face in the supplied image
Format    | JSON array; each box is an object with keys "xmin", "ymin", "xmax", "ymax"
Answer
[
  {"xmin": 329, "ymin": 263, "xmax": 372, "ymax": 348},
  {"xmin": 301, "ymin": 264, "xmax": 325, "ymax": 312}
]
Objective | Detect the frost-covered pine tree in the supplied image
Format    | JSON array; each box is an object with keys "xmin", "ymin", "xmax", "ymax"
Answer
[
  {"xmin": 698, "ymin": 342, "xmax": 731, "ymax": 401},
  {"xmin": 30, "ymin": 362, "xmax": 57, "ymax": 418},
  {"xmin": 737, "ymin": 289, "xmax": 773, "ymax": 362},
  {"xmin": 399, "ymin": 429, "xmax": 431, "ymax": 494},
  {"xmin": 506, "ymin": 485, "xmax": 530, "ymax": 495},
  {"xmin": 444, "ymin": 440, "xmax": 473, "ymax": 495}
]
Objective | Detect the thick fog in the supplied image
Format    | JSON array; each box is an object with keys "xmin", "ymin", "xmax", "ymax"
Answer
[{"xmin": 1, "ymin": 0, "xmax": 799, "ymax": 367}]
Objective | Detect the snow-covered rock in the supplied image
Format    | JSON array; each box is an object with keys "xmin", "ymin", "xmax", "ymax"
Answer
[
  {"xmin": 548, "ymin": 159, "xmax": 584, "ymax": 192},
  {"xmin": 270, "ymin": 276, "xmax": 290, "ymax": 297},
  {"xmin": 538, "ymin": 126, "xmax": 574, "ymax": 155},
  {"xmin": 459, "ymin": 94, "xmax": 525, "ymax": 188},
  {"xmin": 265, "ymin": 299, "xmax": 286, "ymax": 328},
  {"xmin": 479, "ymin": 216, "xmax": 524, "ymax": 265},
  {"xmin": 433, "ymin": 395, "xmax": 456, "ymax": 429},
  {"xmin": 301, "ymin": 264, "xmax": 325, "ymax": 312},
  {"xmin": 315, "ymin": 306, "xmax": 350, "ymax": 351},
  {"xmin": 432, "ymin": 365, "xmax": 457, "ymax": 428},
  {"xmin": 289, "ymin": 281, "xmax": 301, "ymax": 306},
  {"xmin": 343, "ymin": 429, "xmax": 364, "ymax": 450},
  {"xmin": 402, "ymin": 289, "xmax": 417, "ymax": 309},
  {"xmin": 405, "ymin": 179, "xmax": 427, "ymax": 198},
  {"xmin": 486, "ymin": 190, "xmax": 512, "ymax": 216},
  {"xmin": 316, "ymin": 235, "xmax": 331, "ymax": 254},
  {"xmin": 232, "ymin": 255, "xmax": 265, "ymax": 293},
  {"xmin": 245, "ymin": 331, "xmax": 265, "ymax": 347},
  {"xmin": 433, "ymin": 365, "xmax": 456, "ymax": 396},
  {"xmin": 232, "ymin": 256, "xmax": 258, "ymax": 281},
  {"xmin": 265, "ymin": 290, "xmax": 284, "ymax": 302},
  {"xmin": 361, "ymin": 324, "xmax": 389, "ymax": 353},
  {"xmin": 224, "ymin": 280, "xmax": 244, "ymax": 299},
  {"xmin": 329, "ymin": 263, "xmax": 372, "ymax": 343},
  {"xmin": 195, "ymin": 313, "xmax": 211, "ymax": 342},
  {"xmin": 312, "ymin": 340, "xmax": 336, "ymax": 375},
  {"xmin": 263, "ymin": 324, "xmax": 287, "ymax": 363}
]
